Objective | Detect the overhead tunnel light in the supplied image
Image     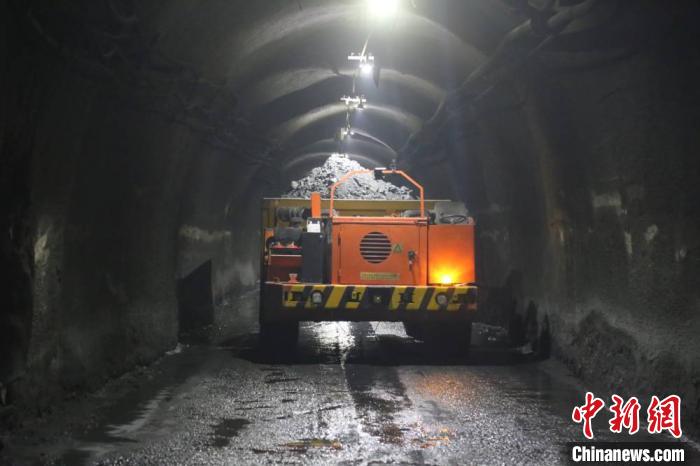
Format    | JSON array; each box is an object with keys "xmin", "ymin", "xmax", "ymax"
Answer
[
  {"xmin": 348, "ymin": 52, "xmax": 375, "ymax": 75},
  {"xmin": 360, "ymin": 62, "xmax": 374, "ymax": 74},
  {"xmin": 340, "ymin": 95, "xmax": 367, "ymax": 109},
  {"xmin": 366, "ymin": 0, "xmax": 400, "ymax": 20}
]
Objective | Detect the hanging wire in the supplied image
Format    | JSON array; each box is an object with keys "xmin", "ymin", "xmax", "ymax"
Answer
[{"xmin": 341, "ymin": 29, "xmax": 373, "ymax": 147}]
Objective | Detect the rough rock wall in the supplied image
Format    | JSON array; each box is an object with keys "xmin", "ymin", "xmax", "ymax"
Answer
[
  {"xmin": 0, "ymin": 3, "xmax": 269, "ymax": 414},
  {"xmin": 435, "ymin": 3, "xmax": 700, "ymax": 428},
  {"xmin": 176, "ymin": 159, "xmax": 265, "ymax": 335},
  {"xmin": 0, "ymin": 9, "xmax": 196, "ymax": 412},
  {"xmin": 26, "ymin": 78, "xmax": 194, "ymax": 406},
  {"xmin": 533, "ymin": 33, "xmax": 700, "ymax": 427},
  {"xmin": 0, "ymin": 0, "xmax": 36, "ymax": 397}
]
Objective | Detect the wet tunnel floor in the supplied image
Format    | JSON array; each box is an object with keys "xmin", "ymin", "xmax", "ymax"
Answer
[{"xmin": 3, "ymin": 323, "xmax": 696, "ymax": 465}]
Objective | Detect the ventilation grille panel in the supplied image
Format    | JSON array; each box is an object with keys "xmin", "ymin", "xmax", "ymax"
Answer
[{"xmin": 360, "ymin": 231, "xmax": 392, "ymax": 264}]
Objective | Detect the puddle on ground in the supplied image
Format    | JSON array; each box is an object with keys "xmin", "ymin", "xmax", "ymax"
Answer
[
  {"xmin": 264, "ymin": 377, "xmax": 301, "ymax": 384},
  {"xmin": 107, "ymin": 388, "xmax": 170, "ymax": 437},
  {"xmin": 209, "ymin": 418, "xmax": 251, "ymax": 447},
  {"xmin": 281, "ymin": 438, "xmax": 342, "ymax": 452},
  {"xmin": 413, "ymin": 427, "xmax": 452, "ymax": 449},
  {"xmin": 379, "ymin": 424, "xmax": 405, "ymax": 445},
  {"xmin": 57, "ymin": 386, "xmax": 172, "ymax": 465}
]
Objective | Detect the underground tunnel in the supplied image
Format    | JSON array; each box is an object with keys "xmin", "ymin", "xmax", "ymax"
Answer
[{"xmin": 1, "ymin": 0, "xmax": 699, "ymax": 464}]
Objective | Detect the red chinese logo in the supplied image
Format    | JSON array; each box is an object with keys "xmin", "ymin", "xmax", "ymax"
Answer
[
  {"xmin": 572, "ymin": 392, "xmax": 605, "ymax": 439},
  {"xmin": 572, "ymin": 393, "xmax": 682, "ymax": 439},
  {"xmin": 647, "ymin": 395, "xmax": 682, "ymax": 438},
  {"xmin": 609, "ymin": 394, "xmax": 641, "ymax": 434}
]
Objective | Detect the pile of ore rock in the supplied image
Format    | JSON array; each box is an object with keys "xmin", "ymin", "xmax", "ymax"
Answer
[{"xmin": 285, "ymin": 153, "xmax": 415, "ymax": 200}]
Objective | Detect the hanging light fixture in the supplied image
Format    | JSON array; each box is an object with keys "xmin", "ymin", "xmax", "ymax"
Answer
[
  {"xmin": 340, "ymin": 95, "xmax": 367, "ymax": 109},
  {"xmin": 348, "ymin": 52, "xmax": 375, "ymax": 75},
  {"xmin": 366, "ymin": 0, "xmax": 400, "ymax": 20}
]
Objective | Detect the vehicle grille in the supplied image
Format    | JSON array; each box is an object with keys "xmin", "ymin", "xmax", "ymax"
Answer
[{"xmin": 360, "ymin": 231, "xmax": 392, "ymax": 264}]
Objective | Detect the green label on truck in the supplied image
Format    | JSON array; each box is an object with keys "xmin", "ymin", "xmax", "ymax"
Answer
[{"xmin": 360, "ymin": 272, "xmax": 400, "ymax": 281}]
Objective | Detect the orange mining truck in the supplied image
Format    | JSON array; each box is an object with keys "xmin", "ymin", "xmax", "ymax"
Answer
[{"xmin": 259, "ymin": 169, "xmax": 477, "ymax": 348}]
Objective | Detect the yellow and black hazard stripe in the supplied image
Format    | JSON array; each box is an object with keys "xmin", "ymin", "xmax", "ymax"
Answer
[
  {"xmin": 282, "ymin": 284, "xmax": 475, "ymax": 311},
  {"xmin": 390, "ymin": 286, "xmax": 463, "ymax": 311},
  {"xmin": 283, "ymin": 284, "xmax": 366, "ymax": 310}
]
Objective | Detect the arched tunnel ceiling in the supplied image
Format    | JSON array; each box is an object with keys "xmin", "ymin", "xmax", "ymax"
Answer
[
  {"xmin": 241, "ymin": 68, "xmax": 445, "ymax": 115},
  {"xmin": 270, "ymin": 102, "xmax": 421, "ymax": 147},
  {"xmin": 152, "ymin": 0, "xmax": 523, "ymax": 170},
  {"xmin": 285, "ymin": 138, "xmax": 396, "ymax": 168}
]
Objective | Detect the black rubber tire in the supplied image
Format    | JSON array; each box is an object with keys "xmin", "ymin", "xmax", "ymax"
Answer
[
  {"xmin": 402, "ymin": 322, "xmax": 424, "ymax": 340},
  {"xmin": 259, "ymin": 321, "xmax": 299, "ymax": 348},
  {"xmin": 403, "ymin": 321, "xmax": 472, "ymax": 350}
]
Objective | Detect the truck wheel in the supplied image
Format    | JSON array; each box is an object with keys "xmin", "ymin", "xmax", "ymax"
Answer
[
  {"xmin": 259, "ymin": 321, "xmax": 299, "ymax": 348},
  {"xmin": 439, "ymin": 322, "xmax": 472, "ymax": 351},
  {"xmin": 402, "ymin": 322, "xmax": 424, "ymax": 340},
  {"xmin": 403, "ymin": 322, "xmax": 472, "ymax": 350},
  {"xmin": 461, "ymin": 321, "xmax": 473, "ymax": 349}
]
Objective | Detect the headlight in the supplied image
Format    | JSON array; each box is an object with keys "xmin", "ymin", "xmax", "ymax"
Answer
[
  {"xmin": 435, "ymin": 293, "xmax": 449, "ymax": 306},
  {"xmin": 311, "ymin": 290, "xmax": 324, "ymax": 304}
]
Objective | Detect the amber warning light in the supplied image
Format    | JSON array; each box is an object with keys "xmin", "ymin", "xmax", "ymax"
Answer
[
  {"xmin": 430, "ymin": 270, "xmax": 464, "ymax": 286},
  {"xmin": 427, "ymin": 223, "xmax": 475, "ymax": 286}
]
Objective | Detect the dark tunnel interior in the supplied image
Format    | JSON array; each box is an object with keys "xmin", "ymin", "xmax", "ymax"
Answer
[{"xmin": 2, "ymin": 0, "xmax": 700, "ymax": 462}]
